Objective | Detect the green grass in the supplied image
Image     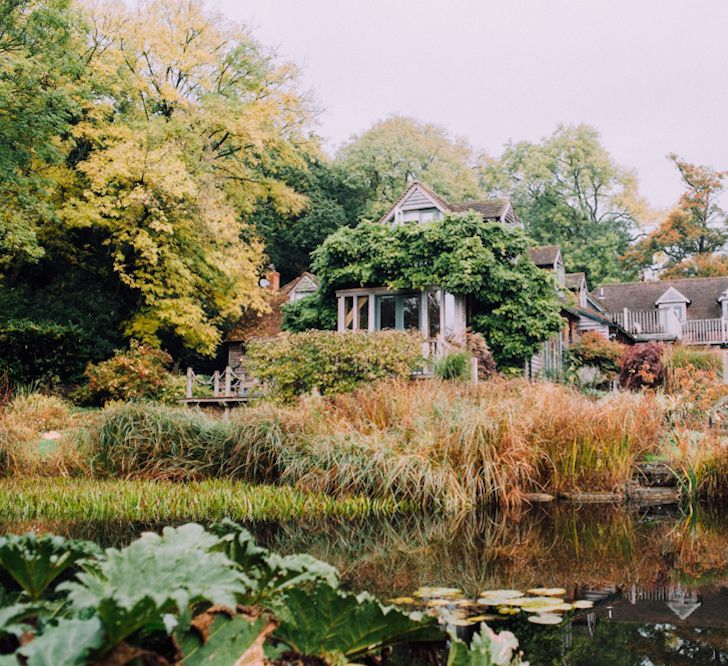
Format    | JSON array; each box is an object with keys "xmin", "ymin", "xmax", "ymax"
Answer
[{"xmin": 0, "ymin": 478, "xmax": 406, "ymax": 523}]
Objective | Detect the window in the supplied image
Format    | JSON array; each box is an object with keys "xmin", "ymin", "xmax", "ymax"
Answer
[
  {"xmin": 427, "ymin": 291, "xmax": 441, "ymax": 338},
  {"xmin": 377, "ymin": 295, "xmax": 396, "ymax": 330},
  {"xmin": 402, "ymin": 295, "xmax": 420, "ymax": 330},
  {"xmin": 375, "ymin": 293, "xmax": 421, "ymax": 331},
  {"xmin": 344, "ymin": 296, "xmax": 354, "ymax": 330},
  {"xmin": 358, "ymin": 295, "xmax": 369, "ymax": 330}
]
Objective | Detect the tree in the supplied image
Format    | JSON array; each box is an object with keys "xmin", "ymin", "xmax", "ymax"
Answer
[
  {"xmin": 304, "ymin": 212, "xmax": 564, "ymax": 368},
  {"xmin": 43, "ymin": 0, "xmax": 317, "ymax": 355},
  {"xmin": 0, "ymin": 0, "xmax": 91, "ymax": 271},
  {"xmin": 482, "ymin": 124, "xmax": 647, "ymax": 285},
  {"xmin": 625, "ymin": 155, "xmax": 728, "ymax": 276},
  {"xmin": 335, "ymin": 116, "xmax": 482, "ymax": 221}
]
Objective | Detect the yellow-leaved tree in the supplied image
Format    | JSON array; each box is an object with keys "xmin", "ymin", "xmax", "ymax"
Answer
[{"xmin": 60, "ymin": 0, "xmax": 314, "ymax": 354}]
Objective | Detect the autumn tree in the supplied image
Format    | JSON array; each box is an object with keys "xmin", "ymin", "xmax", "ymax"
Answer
[
  {"xmin": 625, "ymin": 155, "xmax": 728, "ymax": 277},
  {"xmin": 482, "ymin": 124, "xmax": 647, "ymax": 285},
  {"xmin": 335, "ymin": 116, "xmax": 482, "ymax": 220}
]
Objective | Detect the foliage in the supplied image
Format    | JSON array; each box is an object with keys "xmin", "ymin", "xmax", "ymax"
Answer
[
  {"xmin": 246, "ymin": 330, "xmax": 423, "ymax": 400},
  {"xmin": 335, "ymin": 115, "xmax": 482, "ymax": 220},
  {"xmin": 311, "ymin": 212, "xmax": 564, "ymax": 368},
  {"xmin": 0, "ymin": 534, "xmax": 100, "ymax": 600},
  {"xmin": 661, "ymin": 253, "xmax": 728, "ymax": 278},
  {"xmin": 75, "ymin": 341, "xmax": 175, "ymax": 406},
  {"xmin": 566, "ymin": 332, "xmax": 625, "ymax": 390},
  {"xmin": 466, "ymin": 332, "xmax": 497, "ymax": 380},
  {"xmin": 0, "ymin": 320, "xmax": 86, "ymax": 385},
  {"xmin": 434, "ymin": 352, "xmax": 471, "ymax": 381},
  {"xmin": 281, "ymin": 293, "xmax": 337, "ymax": 332},
  {"xmin": 625, "ymin": 155, "xmax": 728, "ymax": 274},
  {"xmin": 482, "ymin": 124, "xmax": 646, "ymax": 285},
  {"xmin": 78, "ymin": 379, "xmax": 666, "ymax": 508},
  {"xmin": 0, "ymin": 522, "xmax": 446, "ymax": 664},
  {"xmin": 619, "ymin": 342, "xmax": 666, "ymax": 390}
]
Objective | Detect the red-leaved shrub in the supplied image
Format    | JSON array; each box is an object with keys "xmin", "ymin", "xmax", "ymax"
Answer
[{"xmin": 620, "ymin": 342, "xmax": 665, "ymax": 391}]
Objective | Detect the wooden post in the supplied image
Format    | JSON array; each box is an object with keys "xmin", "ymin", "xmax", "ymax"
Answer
[
  {"xmin": 471, "ymin": 357, "xmax": 479, "ymax": 384},
  {"xmin": 224, "ymin": 367, "xmax": 232, "ymax": 396},
  {"xmin": 623, "ymin": 307, "xmax": 629, "ymax": 332},
  {"xmin": 213, "ymin": 371, "xmax": 220, "ymax": 397},
  {"xmin": 186, "ymin": 368, "xmax": 193, "ymax": 398}
]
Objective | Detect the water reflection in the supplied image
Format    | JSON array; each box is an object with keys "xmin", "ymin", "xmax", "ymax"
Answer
[{"xmin": 3, "ymin": 503, "xmax": 728, "ymax": 663}]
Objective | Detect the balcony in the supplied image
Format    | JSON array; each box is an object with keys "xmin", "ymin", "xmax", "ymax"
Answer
[{"xmin": 608, "ymin": 309, "xmax": 728, "ymax": 346}]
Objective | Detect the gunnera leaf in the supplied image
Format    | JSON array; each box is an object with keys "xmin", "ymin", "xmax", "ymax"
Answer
[
  {"xmin": 59, "ymin": 524, "xmax": 250, "ymax": 646},
  {"xmin": 17, "ymin": 617, "xmax": 104, "ymax": 666},
  {"xmin": 0, "ymin": 534, "xmax": 101, "ymax": 600},
  {"xmin": 0, "ymin": 602, "xmax": 47, "ymax": 639},
  {"xmin": 273, "ymin": 583, "xmax": 443, "ymax": 662}
]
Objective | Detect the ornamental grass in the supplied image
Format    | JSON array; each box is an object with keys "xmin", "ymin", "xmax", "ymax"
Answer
[{"xmin": 81, "ymin": 379, "xmax": 669, "ymax": 509}]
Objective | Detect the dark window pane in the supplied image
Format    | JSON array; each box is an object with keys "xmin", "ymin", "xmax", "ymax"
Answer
[
  {"xmin": 358, "ymin": 295, "xmax": 369, "ymax": 330},
  {"xmin": 403, "ymin": 295, "xmax": 420, "ymax": 331},
  {"xmin": 377, "ymin": 295, "xmax": 396, "ymax": 330},
  {"xmin": 344, "ymin": 296, "xmax": 354, "ymax": 330},
  {"xmin": 427, "ymin": 291, "xmax": 441, "ymax": 338}
]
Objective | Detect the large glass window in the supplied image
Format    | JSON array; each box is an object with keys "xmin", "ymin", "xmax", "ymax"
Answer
[
  {"xmin": 402, "ymin": 295, "xmax": 420, "ymax": 330},
  {"xmin": 358, "ymin": 295, "xmax": 369, "ymax": 330},
  {"xmin": 344, "ymin": 296, "xmax": 354, "ymax": 330},
  {"xmin": 427, "ymin": 291, "xmax": 441, "ymax": 338},
  {"xmin": 377, "ymin": 295, "xmax": 396, "ymax": 330}
]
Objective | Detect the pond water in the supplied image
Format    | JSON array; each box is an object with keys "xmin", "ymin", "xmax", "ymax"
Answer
[{"xmin": 3, "ymin": 503, "xmax": 728, "ymax": 664}]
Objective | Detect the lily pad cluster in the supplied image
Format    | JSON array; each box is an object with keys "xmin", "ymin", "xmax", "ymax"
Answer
[{"xmin": 391, "ymin": 585, "xmax": 595, "ymax": 628}]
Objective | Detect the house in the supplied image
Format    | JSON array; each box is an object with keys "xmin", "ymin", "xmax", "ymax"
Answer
[
  {"xmin": 592, "ymin": 276, "xmax": 728, "ymax": 346},
  {"xmin": 226, "ymin": 269, "xmax": 320, "ymax": 367},
  {"xmin": 334, "ymin": 181, "xmax": 522, "ymax": 356}
]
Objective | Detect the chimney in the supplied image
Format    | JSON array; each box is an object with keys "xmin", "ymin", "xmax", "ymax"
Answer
[{"xmin": 265, "ymin": 266, "xmax": 280, "ymax": 291}]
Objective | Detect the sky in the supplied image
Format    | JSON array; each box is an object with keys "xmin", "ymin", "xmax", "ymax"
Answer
[{"xmin": 216, "ymin": 0, "xmax": 728, "ymax": 210}]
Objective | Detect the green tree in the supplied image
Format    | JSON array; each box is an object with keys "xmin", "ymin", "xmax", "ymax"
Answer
[
  {"xmin": 482, "ymin": 124, "xmax": 647, "ymax": 285},
  {"xmin": 306, "ymin": 212, "xmax": 563, "ymax": 368},
  {"xmin": 0, "ymin": 0, "xmax": 90, "ymax": 271},
  {"xmin": 335, "ymin": 116, "xmax": 482, "ymax": 221},
  {"xmin": 625, "ymin": 155, "xmax": 727, "ymax": 276}
]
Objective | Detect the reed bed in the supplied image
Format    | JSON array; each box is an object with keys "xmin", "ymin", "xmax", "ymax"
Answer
[
  {"xmin": 80, "ymin": 379, "xmax": 669, "ymax": 509},
  {"xmin": 0, "ymin": 477, "xmax": 402, "ymax": 522}
]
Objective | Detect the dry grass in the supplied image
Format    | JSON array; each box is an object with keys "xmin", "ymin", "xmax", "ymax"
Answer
[{"xmin": 79, "ymin": 379, "xmax": 668, "ymax": 509}]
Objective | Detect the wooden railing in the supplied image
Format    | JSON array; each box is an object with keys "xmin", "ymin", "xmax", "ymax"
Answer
[
  {"xmin": 185, "ymin": 367, "xmax": 260, "ymax": 399},
  {"xmin": 682, "ymin": 318, "xmax": 728, "ymax": 345},
  {"xmin": 610, "ymin": 309, "xmax": 666, "ymax": 335}
]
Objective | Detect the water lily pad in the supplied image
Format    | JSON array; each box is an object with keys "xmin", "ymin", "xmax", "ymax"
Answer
[
  {"xmin": 572, "ymin": 600, "xmax": 594, "ymax": 609},
  {"xmin": 388, "ymin": 597, "xmax": 416, "ymax": 605},
  {"xmin": 528, "ymin": 613, "xmax": 563, "ymax": 625},
  {"xmin": 426, "ymin": 598, "xmax": 454, "ymax": 607},
  {"xmin": 497, "ymin": 607, "xmax": 520, "ymax": 615},
  {"xmin": 527, "ymin": 587, "xmax": 566, "ymax": 597},
  {"xmin": 466, "ymin": 614, "xmax": 499, "ymax": 622},
  {"xmin": 414, "ymin": 587, "xmax": 462, "ymax": 598},
  {"xmin": 519, "ymin": 597, "xmax": 567, "ymax": 613},
  {"xmin": 479, "ymin": 589, "xmax": 524, "ymax": 599},
  {"xmin": 551, "ymin": 602, "xmax": 573, "ymax": 611}
]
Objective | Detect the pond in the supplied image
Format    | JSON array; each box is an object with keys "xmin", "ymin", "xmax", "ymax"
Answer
[{"xmin": 3, "ymin": 503, "xmax": 728, "ymax": 664}]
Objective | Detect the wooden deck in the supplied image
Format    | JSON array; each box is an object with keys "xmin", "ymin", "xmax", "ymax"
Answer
[{"xmin": 180, "ymin": 367, "xmax": 261, "ymax": 418}]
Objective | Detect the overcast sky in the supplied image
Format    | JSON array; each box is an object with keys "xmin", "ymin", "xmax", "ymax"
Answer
[{"xmin": 217, "ymin": 0, "xmax": 728, "ymax": 210}]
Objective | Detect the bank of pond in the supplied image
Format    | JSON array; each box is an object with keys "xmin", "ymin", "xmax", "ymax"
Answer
[{"xmin": 2, "ymin": 503, "xmax": 728, "ymax": 664}]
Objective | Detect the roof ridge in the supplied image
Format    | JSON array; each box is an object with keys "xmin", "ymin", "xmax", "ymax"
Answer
[{"xmin": 596, "ymin": 275, "xmax": 728, "ymax": 289}]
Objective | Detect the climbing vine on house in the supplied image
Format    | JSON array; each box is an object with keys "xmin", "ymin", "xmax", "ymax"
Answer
[{"xmin": 290, "ymin": 212, "xmax": 563, "ymax": 368}]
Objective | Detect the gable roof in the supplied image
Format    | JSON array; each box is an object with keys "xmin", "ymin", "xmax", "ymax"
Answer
[
  {"xmin": 377, "ymin": 181, "xmax": 519, "ymax": 225},
  {"xmin": 654, "ymin": 286, "xmax": 690, "ymax": 305},
  {"xmin": 565, "ymin": 272, "xmax": 586, "ymax": 290},
  {"xmin": 527, "ymin": 245, "xmax": 562, "ymax": 268},
  {"xmin": 592, "ymin": 276, "xmax": 728, "ymax": 320},
  {"xmin": 280, "ymin": 271, "xmax": 319, "ymax": 299}
]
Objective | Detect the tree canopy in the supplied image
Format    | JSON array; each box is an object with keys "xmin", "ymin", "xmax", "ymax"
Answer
[
  {"xmin": 482, "ymin": 124, "xmax": 647, "ymax": 286},
  {"xmin": 304, "ymin": 212, "xmax": 564, "ymax": 368},
  {"xmin": 335, "ymin": 116, "xmax": 482, "ymax": 221},
  {"xmin": 625, "ymin": 155, "xmax": 728, "ymax": 278}
]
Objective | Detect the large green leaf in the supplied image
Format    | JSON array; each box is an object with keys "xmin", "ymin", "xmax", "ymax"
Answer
[
  {"xmin": 273, "ymin": 583, "xmax": 443, "ymax": 661},
  {"xmin": 446, "ymin": 623, "xmax": 523, "ymax": 666},
  {"xmin": 178, "ymin": 610, "xmax": 274, "ymax": 665},
  {"xmin": 0, "ymin": 534, "xmax": 100, "ymax": 600},
  {"xmin": 17, "ymin": 617, "xmax": 104, "ymax": 666},
  {"xmin": 0, "ymin": 602, "xmax": 45, "ymax": 639},
  {"xmin": 59, "ymin": 524, "xmax": 249, "ymax": 646}
]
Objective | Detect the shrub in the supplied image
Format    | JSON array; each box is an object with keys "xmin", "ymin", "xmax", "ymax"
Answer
[
  {"xmin": 466, "ymin": 332, "xmax": 497, "ymax": 380},
  {"xmin": 246, "ymin": 330, "xmax": 423, "ymax": 401},
  {"xmin": 620, "ymin": 343, "xmax": 666, "ymax": 391},
  {"xmin": 663, "ymin": 346, "xmax": 724, "ymax": 426},
  {"xmin": 75, "ymin": 341, "xmax": 175, "ymax": 406},
  {"xmin": 567, "ymin": 332, "xmax": 624, "ymax": 376},
  {"xmin": 0, "ymin": 320, "xmax": 87, "ymax": 385},
  {"xmin": 433, "ymin": 352, "xmax": 471, "ymax": 381}
]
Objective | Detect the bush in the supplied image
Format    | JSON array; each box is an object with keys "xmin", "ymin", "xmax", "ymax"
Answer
[
  {"xmin": 0, "ymin": 320, "xmax": 87, "ymax": 385},
  {"xmin": 465, "ymin": 332, "xmax": 497, "ymax": 380},
  {"xmin": 434, "ymin": 352, "xmax": 471, "ymax": 381},
  {"xmin": 620, "ymin": 343, "xmax": 666, "ymax": 391},
  {"xmin": 567, "ymin": 332, "xmax": 624, "ymax": 375},
  {"xmin": 75, "ymin": 341, "xmax": 176, "ymax": 406},
  {"xmin": 281, "ymin": 294, "xmax": 337, "ymax": 332},
  {"xmin": 246, "ymin": 330, "xmax": 423, "ymax": 401}
]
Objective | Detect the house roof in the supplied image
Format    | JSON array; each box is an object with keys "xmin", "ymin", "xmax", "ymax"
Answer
[
  {"xmin": 377, "ymin": 181, "xmax": 520, "ymax": 225},
  {"xmin": 565, "ymin": 272, "xmax": 586, "ymax": 290},
  {"xmin": 592, "ymin": 276, "xmax": 728, "ymax": 320},
  {"xmin": 227, "ymin": 272, "xmax": 319, "ymax": 342},
  {"xmin": 527, "ymin": 245, "xmax": 562, "ymax": 268}
]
